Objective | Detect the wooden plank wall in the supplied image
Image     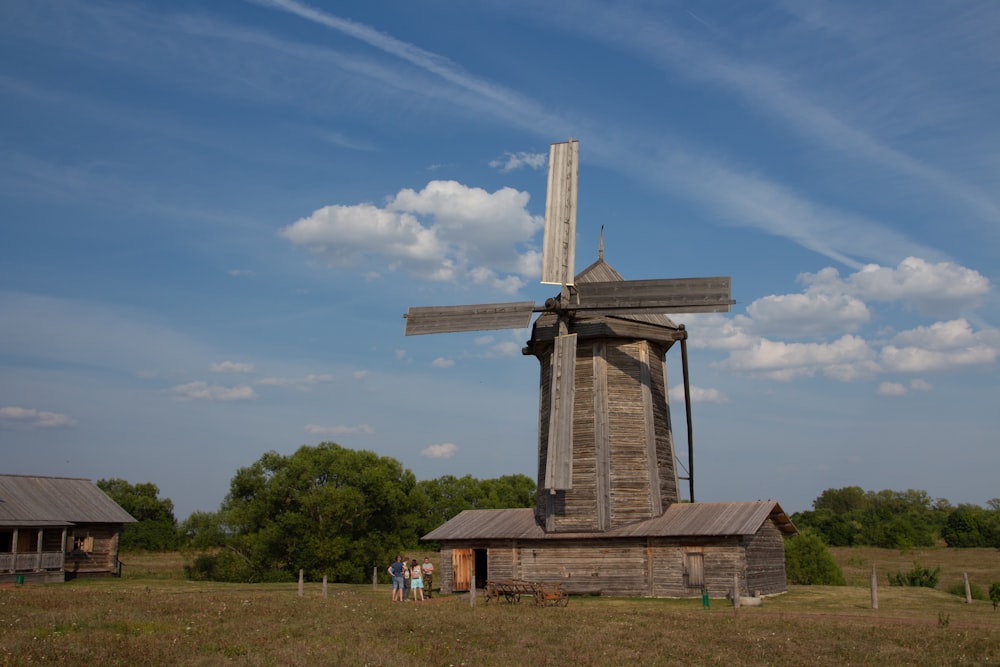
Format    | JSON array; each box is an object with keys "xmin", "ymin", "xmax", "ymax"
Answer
[
  {"xmin": 742, "ymin": 520, "xmax": 788, "ymax": 595},
  {"xmin": 437, "ymin": 532, "xmax": 788, "ymax": 598}
]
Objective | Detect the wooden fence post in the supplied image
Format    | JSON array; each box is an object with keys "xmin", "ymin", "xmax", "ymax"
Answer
[
  {"xmin": 470, "ymin": 575, "xmax": 476, "ymax": 607},
  {"xmin": 870, "ymin": 563, "xmax": 878, "ymax": 610},
  {"xmin": 964, "ymin": 572, "xmax": 972, "ymax": 604},
  {"xmin": 323, "ymin": 575, "xmax": 328, "ymax": 599},
  {"xmin": 732, "ymin": 573, "xmax": 740, "ymax": 608},
  {"xmin": 298, "ymin": 569, "xmax": 304, "ymax": 597},
  {"xmin": 372, "ymin": 566, "xmax": 378, "ymax": 590}
]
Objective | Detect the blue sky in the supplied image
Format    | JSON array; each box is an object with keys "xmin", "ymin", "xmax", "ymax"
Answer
[{"xmin": 2, "ymin": 0, "xmax": 998, "ymax": 520}]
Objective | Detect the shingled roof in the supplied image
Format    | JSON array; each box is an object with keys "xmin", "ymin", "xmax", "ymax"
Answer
[
  {"xmin": 0, "ymin": 475, "xmax": 136, "ymax": 527},
  {"xmin": 422, "ymin": 501, "xmax": 796, "ymax": 541}
]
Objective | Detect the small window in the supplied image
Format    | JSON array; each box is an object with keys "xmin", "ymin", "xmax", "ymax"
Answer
[{"xmin": 72, "ymin": 535, "xmax": 94, "ymax": 553}]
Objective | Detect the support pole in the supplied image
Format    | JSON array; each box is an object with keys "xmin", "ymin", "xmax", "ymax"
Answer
[
  {"xmin": 470, "ymin": 575, "xmax": 476, "ymax": 607},
  {"xmin": 680, "ymin": 333, "xmax": 694, "ymax": 502},
  {"xmin": 323, "ymin": 575, "xmax": 328, "ymax": 599},
  {"xmin": 964, "ymin": 572, "xmax": 972, "ymax": 604},
  {"xmin": 298, "ymin": 569, "xmax": 304, "ymax": 597},
  {"xmin": 870, "ymin": 563, "xmax": 878, "ymax": 609}
]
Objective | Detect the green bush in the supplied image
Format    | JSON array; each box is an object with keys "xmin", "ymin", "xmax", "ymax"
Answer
[
  {"xmin": 990, "ymin": 582, "xmax": 1000, "ymax": 607},
  {"xmin": 784, "ymin": 533, "xmax": 846, "ymax": 585},
  {"xmin": 185, "ymin": 550, "xmax": 254, "ymax": 582},
  {"xmin": 887, "ymin": 562, "xmax": 940, "ymax": 588}
]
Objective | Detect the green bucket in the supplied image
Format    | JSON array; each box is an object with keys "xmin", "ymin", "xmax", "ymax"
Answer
[{"xmin": 15, "ymin": 575, "xmax": 24, "ymax": 585}]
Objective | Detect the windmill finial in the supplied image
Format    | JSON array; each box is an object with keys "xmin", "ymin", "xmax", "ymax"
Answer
[{"xmin": 598, "ymin": 226, "xmax": 604, "ymax": 261}]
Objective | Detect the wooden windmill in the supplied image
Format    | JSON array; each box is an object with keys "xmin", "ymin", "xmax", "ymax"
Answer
[{"xmin": 405, "ymin": 139, "xmax": 733, "ymax": 533}]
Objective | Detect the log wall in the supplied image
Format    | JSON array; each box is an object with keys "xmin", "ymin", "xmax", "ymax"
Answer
[{"xmin": 436, "ymin": 524, "xmax": 789, "ymax": 598}]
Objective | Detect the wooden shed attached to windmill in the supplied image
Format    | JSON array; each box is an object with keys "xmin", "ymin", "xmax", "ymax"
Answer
[{"xmin": 408, "ymin": 139, "xmax": 796, "ymax": 598}]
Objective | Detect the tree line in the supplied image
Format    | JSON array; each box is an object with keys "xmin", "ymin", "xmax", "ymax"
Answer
[
  {"xmin": 790, "ymin": 486, "xmax": 1000, "ymax": 550},
  {"xmin": 99, "ymin": 442, "xmax": 535, "ymax": 583},
  {"xmin": 100, "ymin": 444, "xmax": 999, "ymax": 584}
]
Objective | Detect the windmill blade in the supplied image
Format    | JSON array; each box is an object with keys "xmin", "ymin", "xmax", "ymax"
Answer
[
  {"xmin": 544, "ymin": 333, "xmax": 576, "ymax": 490},
  {"xmin": 572, "ymin": 276, "xmax": 734, "ymax": 313},
  {"xmin": 404, "ymin": 301, "xmax": 535, "ymax": 336},
  {"xmin": 541, "ymin": 139, "xmax": 578, "ymax": 287}
]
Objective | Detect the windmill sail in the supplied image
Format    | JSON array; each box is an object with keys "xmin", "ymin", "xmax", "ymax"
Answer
[
  {"xmin": 541, "ymin": 140, "xmax": 578, "ymax": 286},
  {"xmin": 404, "ymin": 302, "xmax": 534, "ymax": 336}
]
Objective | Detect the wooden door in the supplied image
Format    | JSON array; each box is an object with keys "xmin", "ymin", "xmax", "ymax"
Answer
[
  {"xmin": 452, "ymin": 548, "xmax": 472, "ymax": 591},
  {"xmin": 685, "ymin": 550, "xmax": 704, "ymax": 588}
]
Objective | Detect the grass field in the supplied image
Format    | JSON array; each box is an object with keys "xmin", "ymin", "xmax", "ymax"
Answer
[{"xmin": 1, "ymin": 548, "xmax": 998, "ymax": 666}]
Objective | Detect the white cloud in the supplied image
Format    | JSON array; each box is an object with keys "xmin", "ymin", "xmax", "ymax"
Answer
[
  {"xmin": 209, "ymin": 360, "xmax": 255, "ymax": 374},
  {"xmin": 489, "ymin": 151, "xmax": 547, "ymax": 172},
  {"xmin": 432, "ymin": 357, "xmax": 454, "ymax": 368},
  {"xmin": 716, "ymin": 335, "xmax": 877, "ymax": 381},
  {"xmin": 280, "ymin": 180, "xmax": 542, "ymax": 292},
  {"xmin": 352, "ymin": 370, "xmax": 369, "ymax": 380},
  {"xmin": 706, "ymin": 259, "xmax": 998, "ymax": 383},
  {"xmin": 422, "ymin": 442, "xmax": 458, "ymax": 459},
  {"xmin": 304, "ymin": 423, "xmax": 374, "ymax": 435},
  {"xmin": 669, "ymin": 386, "xmax": 728, "ymax": 404},
  {"xmin": 169, "ymin": 382, "xmax": 256, "ymax": 401},
  {"xmin": 255, "ymin": 374, "xmax": 333, "ymax": 390},
  {"xmin": 746, "ymin": 291, "xmax": 870, "ymax": 337},
  {"xmin": 228, "ymin": 268, "xmax": 255, "ymax": 277},
  {"xmin": 909, "ymin": 378, "xmax": 932, "ymax": 392},
  {"xmin": 802, "ymin": 257, "xmax": 991, "ymax": 317},
  {"xmin": 877, "ymin": 382, "xmax": 907, "ymax": 396},
  {"xmin": 0, "ymin": 406, "xmax": 76, "ymax": 430}
]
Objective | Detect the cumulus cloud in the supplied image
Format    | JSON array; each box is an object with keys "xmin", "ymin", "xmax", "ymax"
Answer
[
  {"xmin": 255, "ymin": 374, "xmax": 333, "ymax": 390},
  {"xmin": 0, "ymin": 406, "xmax": 76, "ymax": 430},
  {"xmin": 746, "ymin": 292, "xmax": 870, "ymax": 337},
  {"xmin": 489, "ymin": 151, "xmax": 547, "ymax": 172},
  {"xmin": 704, "ymin": 257, "xmax": 997, "ymax": 383},
  {"xmin": 877, "ymin": 381, "xmax": 907, "ymax": 396},
  {"xmin": 169, "ymin": 382, "xmax": 256, "ymax": 401},
  {"xmin": 432, "ymin": 357, "xmax": 454, "ymax": 368},
  {"xmin": 716, "ymin": 335, "xmax": 878, "ymax": 381},
  {"xmin": 210, "ymin": 361, "xmax": 255, "ymax": 374},
  {"xmin": 279, "ymin": 180, "xmax": 542, "ymax": 293},
  {"xmin": 422, "ymin": 442, "xmax": 458, "ymax": 458},
  {"xmin": 228, "ymin": 269, "xmax": 255, "ymax": 277},
  {"xmin": 304, "ymin": 423, "xmax": 374, "ymax": 435},
  {"xmin": 801, "ymin": 257, "xmax": 990, "ymax": 317},
  {"xmin": 669, "ymin": 386, "xmax": 728, "ymax": 404}
]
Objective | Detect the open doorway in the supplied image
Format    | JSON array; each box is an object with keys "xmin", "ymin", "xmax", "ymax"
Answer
[{"xmin": 473, "ymin": 548, "xmax": 488, "ymax": 588}]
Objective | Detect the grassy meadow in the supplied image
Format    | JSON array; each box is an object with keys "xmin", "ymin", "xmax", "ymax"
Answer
[{"xmin": 1, "ymin": 548, "xmax": 998, "ymax": 666}]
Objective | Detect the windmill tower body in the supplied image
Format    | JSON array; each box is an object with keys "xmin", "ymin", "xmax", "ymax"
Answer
[
  {"xmin": 528, "ymin": 257, "xmax": 683, "ymax": 533},
  {"xmin": 405, "ymin": 139, "xmax": 733, "ymax": 527}
]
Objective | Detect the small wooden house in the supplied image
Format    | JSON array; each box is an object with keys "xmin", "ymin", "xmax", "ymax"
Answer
[
  {"xmin": 0, "ymin": 474, "xmax": 136, "ymax": 583},
  {"xmin": 425, "ymin": 501, "xmax": 795, "ymax": 598}
]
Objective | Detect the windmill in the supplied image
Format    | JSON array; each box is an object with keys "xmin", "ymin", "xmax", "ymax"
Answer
[{"xmin": 405, "ymin": 139, "xmax": 733, "ymax": 532}]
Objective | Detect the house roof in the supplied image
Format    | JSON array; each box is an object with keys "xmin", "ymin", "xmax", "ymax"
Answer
[
  {"xmin": 422, "ymin": 501, "xmax": 796, "ymax": 541},
  {"xmin": 0, "ymin": 475, "xmax": 137, "ymax": 526}
]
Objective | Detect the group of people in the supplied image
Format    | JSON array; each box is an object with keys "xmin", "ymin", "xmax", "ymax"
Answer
[{"xmin": 388, "ymin": 555, "xmax": 434, "ymax": 602}]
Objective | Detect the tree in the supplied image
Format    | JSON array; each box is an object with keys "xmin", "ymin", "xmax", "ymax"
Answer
[
  {"xmin": 179, "ymin": 510, "xmax": 229, "ymax": 549},
  {"xmin": 97, "ymin": 478, "xmax": 179, "ymax": 551},
  {"xmin": 792, "ymin": 486, "xmax": 944, "ymax": 549},
  {"xmin": 784, "ymin": 532, "xmax": 846, "ymax": 585},
  {"xmin": 218, "ymin": 443, "xmax": 423, "ymax": 583},
  {"xmin": 413, "ymin": 473, "xmax": 535, "ymax": 537}
]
